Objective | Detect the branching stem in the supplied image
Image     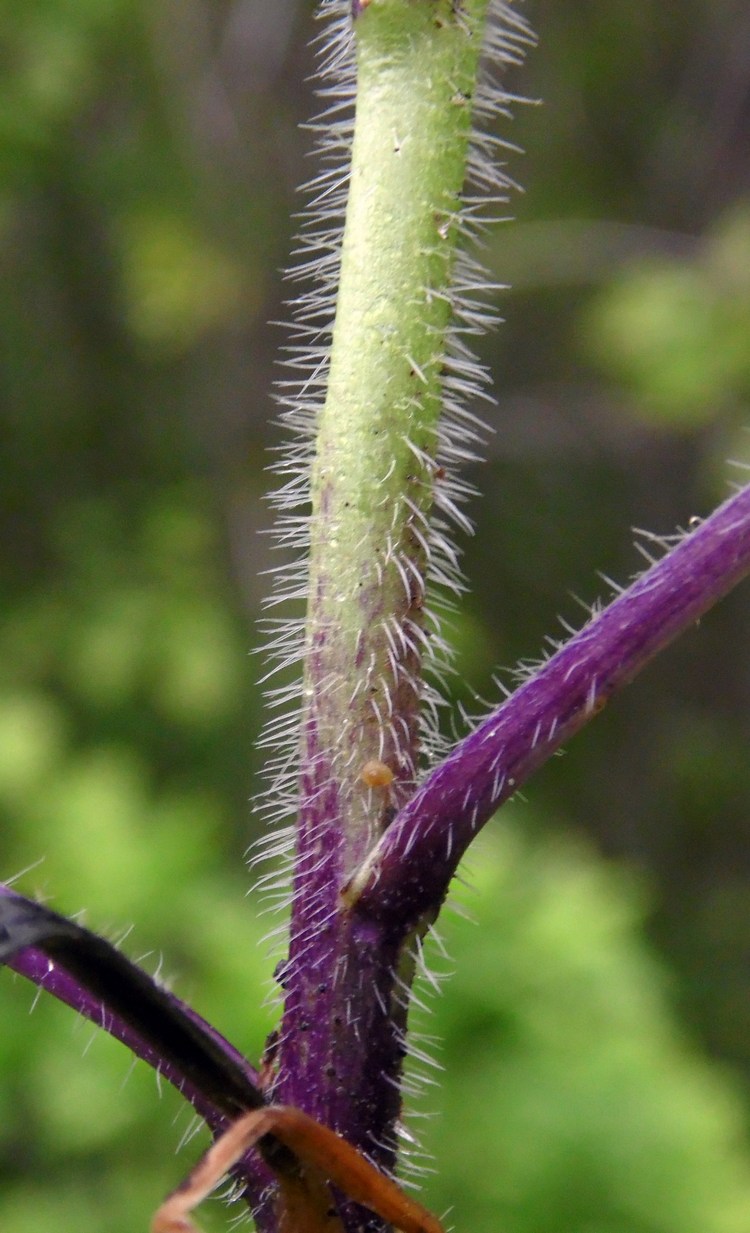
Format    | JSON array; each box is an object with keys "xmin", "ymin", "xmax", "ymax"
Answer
[{"xmin": 348, "ymin": 482, "xmax": 750, "ymax": 928}]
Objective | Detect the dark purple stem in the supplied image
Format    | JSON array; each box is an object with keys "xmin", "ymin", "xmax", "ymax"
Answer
[
  {"xmin": 350, "ymin": 482, "xmax": 750, "ymax": 930},
  {"xmin": 0, "ymin": 885, "xmax": 276, "ymax": 1207},
  {"xmin": 270, "ymin": 741, "xmax": 408, "ymax": 1232}
]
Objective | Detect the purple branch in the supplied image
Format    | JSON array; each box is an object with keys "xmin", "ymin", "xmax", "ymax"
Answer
[
  {"xmin": 350, "ymin": 482, "xmax": 750, "ymax": 930},
  {"xmin": 0, "ymin": 886, "xmax": 277, "ymax": 1208}
]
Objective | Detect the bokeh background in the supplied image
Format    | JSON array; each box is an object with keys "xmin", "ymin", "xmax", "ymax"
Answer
[{"xmin": 1, "ymin": 1, "xmax": 750, "ymax": 1230}]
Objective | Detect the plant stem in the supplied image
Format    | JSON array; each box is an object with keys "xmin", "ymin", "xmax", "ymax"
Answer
[
  {"xmin": 302, "ymin": 0, "xmax": 489, "ymax": 864},
  {"xmin": 274, "ymin": 0, "xmax": 495, "ymax": 1200}
]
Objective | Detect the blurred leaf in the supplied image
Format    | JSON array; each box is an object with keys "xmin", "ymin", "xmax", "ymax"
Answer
[
  {"xmin": 0, "ymin": 692, "xmax": 68, "ymax": 806},
  {"xmin": 118, "ymin": 213, "xmax": 250, "ymax": 356},
  {"xmin": 422, "ymin": 821, "xmax": 750, "ymax": 1233},
  {"xmin": 581, "ymin": 204, "xmax": 750, "ymax": 426}
]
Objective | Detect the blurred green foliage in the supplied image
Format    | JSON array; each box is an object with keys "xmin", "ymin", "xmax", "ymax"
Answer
[
  {"xmin": 1, "ymin": 1, "xmax": 750, "ymax": 1231},
  {"xmin": 426, "ymin": 822, "xmax": 750, "ymax": 1233},
  {"xmin": 583, "ymin": 208, "xmax": 750, "ymax": 425}
]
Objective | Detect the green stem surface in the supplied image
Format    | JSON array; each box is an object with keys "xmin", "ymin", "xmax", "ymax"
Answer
[{"xmin": 303, "ymin": 0, "xmax": 489, "ymax": 867}]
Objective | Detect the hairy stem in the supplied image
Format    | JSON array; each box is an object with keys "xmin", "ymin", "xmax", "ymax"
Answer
[
  {"xmin": 303, "ymin": 0, "xmax": 488, "ymax": 866},
  {"xmin": 275, "ymin": 0, "xmax": 497, "ymax": 1201}
]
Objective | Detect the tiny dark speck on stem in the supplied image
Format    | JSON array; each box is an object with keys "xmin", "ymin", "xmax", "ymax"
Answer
[{"xmin": 273, "ymin": 959, "xmax": 291, "ymax": 989}]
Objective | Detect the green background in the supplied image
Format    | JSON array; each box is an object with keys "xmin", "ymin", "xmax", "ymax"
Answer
[{"xmin": 1, "ymin": 1, "xmax": 750, "ymax": 1230}]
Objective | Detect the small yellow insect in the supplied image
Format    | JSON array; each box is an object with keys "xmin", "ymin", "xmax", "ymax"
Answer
[{"xmin": 359, "ymin": 759, "xmax": 395, "ymax": 789}]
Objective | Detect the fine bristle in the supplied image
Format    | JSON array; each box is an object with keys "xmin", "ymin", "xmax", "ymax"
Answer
[{"xmin": 249, "ymin": 3, "xmax": 356, "ymax": 924}]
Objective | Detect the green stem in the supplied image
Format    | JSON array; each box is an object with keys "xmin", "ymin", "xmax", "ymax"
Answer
[{"xmin": 303, "ymin": 0, "xmax": 489, "ymax": 870}]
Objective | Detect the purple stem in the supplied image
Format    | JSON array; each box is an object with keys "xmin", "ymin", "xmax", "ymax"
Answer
[
  {"xmin": 0, "ymin": 885, "xmax": 276, "ymax": 1207},
  {"xmin": 351, "ymin": 481, "xmax": 750, "ymax": 930},
  {"xmin": 272, "ymin": 742, "xmax": 408, "ymax": 1227}
]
